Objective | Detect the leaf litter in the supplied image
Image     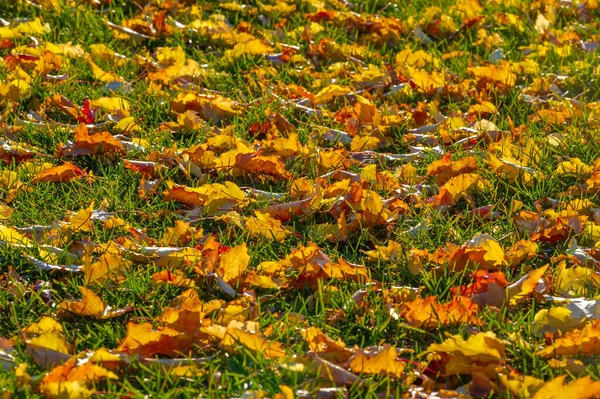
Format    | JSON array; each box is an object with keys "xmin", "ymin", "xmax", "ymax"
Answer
[{"xmin": 1, "ymin": 0, "xmax": 600, "ymax": 398}]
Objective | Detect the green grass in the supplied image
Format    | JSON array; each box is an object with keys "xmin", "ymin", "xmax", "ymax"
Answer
[{"xmin": 1, "ymin": 0, "xmax": 600, "ymax": 398}]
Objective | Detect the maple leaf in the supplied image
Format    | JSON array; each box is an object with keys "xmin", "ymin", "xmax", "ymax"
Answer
[
  {"xmin": 349, "ymin": 345, "xmax": 406, "ymax": 378},
  {"xmin": 158, "ymin": 295, "xmax": 223, "ymax": 333},
  {"xmin": 57, "ymin": 124, "xmax": 124, "ymax": 157},
  {"xmin": 83, "ymin": 252, "xmax": 131, "ymax": 286},
  {"xmin": 532, "ymin": 375, "xmax": 600, "ymax": 399},
  {"xmin": 301, "ymin": 327, "xmax": 351, "ymax": 363},
  {"xmin": 0, "ymin": 79, "xmax": 31, "ymax": 104},
  {"xmin": 469, "ymin": 62, "xmax": 516, "ymax": 87},
  {"xmin": 22, "ymin": 317, "xmax": 71, "ymax": 368},
  {"xmin": 408, "ymin": 69, "xmax": 446, "ymax": 94},
  {"xmin": 505, "ymin": 240, "xmax": 538, "ymax": 267},
  {"xmin": 57, "ymin": 286, "xmax": 130, "ymax": 319},
  {"xmin": 88, "ymin": 96, "xmax": 130, "ymax": 114},
  {"xmin": 233, "ymin": 152, "xmax": 291, "ymax": 180},
  {"xmin": 224, "ymin": 39, "xmax": 275, "ymax": 59},
  {"xmin": 426, "ymin": 155, "xmax": 478, "ymax": 185},
  {"xmin": 553, "ymin": 261, "xmax": 600, "ymax": 297},
  {"xmin": 85, "ymin": 55, "xmax": 124, "ymax": 83},
  {"xmin": 222, "ymin": 327, "xmax": 286, "ymax": 360},
  {"xmin": 244, "ymin": 211, "xmax": 292, "ymax": 242},
  {"xmin": 40, "ymin": 356, "xmax": 118, "ymax": 399},
  {"xmin": 32, "ymin": 162, "xmax": 87, "ymax": 183},
  {"xmin": 507, "ymin": 265, "xmax": 549, "ymax": 305},
  {"xmin": 68, "ymin": 203, "xmax": 94, "ymax": 232},
  {"xmin": 485, "ymin": 154, "xmax": 535, "ymax": 185},
  {"xmin": 499, "ymin": 372, "xmax": 545, "ymax": 399},
  {"xmin": 430, "ymin": 173, "xmax": 487, "ymax": 207},
  {"xmin": 217, "ymin": 243, "xmax": 249, "ymax": 283},
  {"xmin": 426, "ymin": 331, "xmax": 506, "ymax": 378},
  {"xmin": 538, "ymin": 320, "xmax": 600, "ymax": 358},
  {"xmin": 163, "ymin": 181, "xmax": 247, "ymax": 214},
  {"xmin": 400, "ymin": 296, "xmax": 481, "ymax": 328},
  {"xmin": 117, "ymin": 322, "xmax": 192, "ymax": 357},
  {"xmin": 170, "ymin": 92, "xmax": 242, "ymax": 123},
  {"xmin": 453, "ymin": 270, "xmax": 509, "ymax": 297},
  {"xmin": 152, "ymin": 270, "xmax": 196, "ymax": 288},
  {"xmin": 312, "ymin": 85, "xmax": 352, "ymax": 105}
]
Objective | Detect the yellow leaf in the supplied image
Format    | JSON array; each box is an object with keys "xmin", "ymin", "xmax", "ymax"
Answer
[
  {"xmin": 222, "ymin": 327, "xmax": 286, "ymax": 359},
  {"xmin": 556, "ymin": 158, "xmax": 592, "ymax": 177},
  {"xmin": 245, "ymin": 211, "xmax": 291, "ymax": 242},
  {"xmin": 42, "ymin": 381, "xmax": 95, "ymax": 399},
  {"xmin": 554, "ymin": 262, "xmax": 600, "ymax": 296},
  {"xmin": 427, "ymin": 331, "xmax": 505, "ymax": 377},
  {"xmin": 434, "ymin": 173, "xmax": 487, "ymax": 206},
  {"xmin": 57, "ymin": 286, "xmax": 127, "ymax": 319},
  {"xmin": 532, "ymin": 375, "xmax": 600, "ymax": 399},
  {"xmin": 313, "ymin": 85, "xmax": 351, "ymax": 105},
  {"xmin": 84, "ymin": 253, "xmax": 131, "ymax": 286},
  {"xmin": 537, "ymin": 321, "xmax": 600, "ymax": 358},
  {"xmin": 163, "ymin": 181, "xmax": 247, "ymax": 215},
  {"xmin": 467, "ymin": 233, "xmax": 505, "ymax": 269},
  {"xmin": 23, "ymin": 316, "xmax": 71, "ymax": 355},
  {"xmin": 499, "ymin": 372, "xmax": 545, "ymax": 399},
  {"xmin": 469, "ymin": 62, "xmax": 516, "ymax": 86},
  {"xmin": 224, "ymin": 39, "xmax": 274, "ymax": 59},
  {"xmin": 469, "ymin": 101, "xmax": 497, "ymax": 115},
  {"xmin": 69, "ymin": 203, "xmax": 94, "ymax": 232},
  {"xmin": 364, "ymin": 240, "xmax": 402, "ymax": 262},
  {"xmin": 0, "ymin": 224, "xmax": 31, "ymax": 244},
  {"xmin": 350, "ymin": 135, "xmax": 382, "ymax": 151},
  {"xmin": 409, "ymin": 69, "xmax": 445, "ymax": 93},
  {"xmin": 533, "ymin": 307, "xmax": 583, "ymax": 334},
  {"xmin": 217, "ymin": 243, "xmax": 250, "ymax": 283},
  {"xmin": 0, "ymin": 79, "xmax": 32, "ymax": 103},
  {"xmin": 395, "ymin": 49, "xmax": 435, "ymax": 67},
  {"xmin": 156, "ymin": 46, "xmax": 187, "ymax": 67},
  {"xmin": 349, "ymin": 345, "xmax": 406, "ymax": 378},
  {"xmin": 89, "ymin": 97, "xmax": 130, "ymax": 114},
  {"xmin": 86, "ymin": 57, "xmax": 124, "ymax": 83},
  {"xmin": 13, "ymin": 19, "xmax": 50, "ymax": 35}
]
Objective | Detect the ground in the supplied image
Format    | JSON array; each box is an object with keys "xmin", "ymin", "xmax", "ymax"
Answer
[{"xmin": 1, "ymin": 0, "xmax": 600, "ymax": 398}]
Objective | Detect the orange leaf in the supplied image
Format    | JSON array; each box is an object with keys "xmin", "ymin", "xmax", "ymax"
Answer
[
  {"xmin": 151, "ymin": 269, "xmax": 196, "ymax": 288},
  {"xmin": 233, "ymin": 151, "xmax": 290, "ymax": 180},
  {"xmin": 32, "ymin": 162, "xmax": 86, "ymax": 183},
  {"xmin": 538, "ymin": 321, "xmax": 600, "ymax": 358},
  {"xmin": 401, "ymin": 296, "xmax": 481, "ymax": 328},
  {"xmin": 41, "ymin": 357, "xmax": 117, "ymax": 399},
  {"xmin": 57, "ymin": 286, "xmax": 129, "ymax": 319},
  {"xmin": 57, "ymin": 123, "xmax": 124, "ymax": 157},
  {"xmin": 426, "ymin": 155, "xmax": 478, "ymax": 185},
  {"xmin": 301, "ymin": 327, "xmax": 351, "ymax": 363},
  {"xmin": 117, "ymin": 322, "xmax": 191, "ymax": 357}
]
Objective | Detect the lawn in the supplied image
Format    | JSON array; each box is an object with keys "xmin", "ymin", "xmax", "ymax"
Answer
[{"xmin": 1, "ymin": 0, "xmax": 600, "ymax": 397}]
